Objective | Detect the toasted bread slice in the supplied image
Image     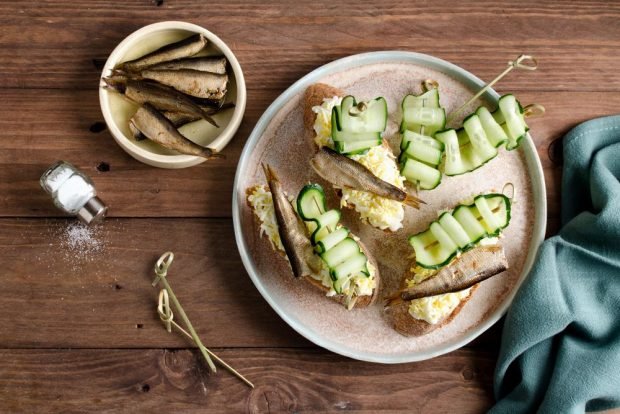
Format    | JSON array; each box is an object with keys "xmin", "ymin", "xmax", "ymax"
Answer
[
  {"xmin": 246, "ymin": 185, "xmax": 379, "ymax": 309},
  {"xmin": 384, "ymin": 284, "xmax": 478, "ymax": 337},
  {"xmin": 303, "ymin": 83, "xmax": 345, "ymax": 133}
]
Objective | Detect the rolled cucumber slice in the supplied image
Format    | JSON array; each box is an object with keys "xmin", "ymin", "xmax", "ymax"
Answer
[
  {"xmin": 311, "ymin": 209, "xmax": 341, "ymax": 244},
  {"xmin": 400, "ymin": 129, "xmax": 444, "ymax": 152},
  {"xmin": 483, "ymin": 194, "xmax": 511, "ymax": 231},
  {"xmin": 476, "ymin": 106, "xmax": 508, "ymax": 148},
  {"xmin": 315, "ymin": 227, "xmax": 349, "ymax": 254},
  {"xmin": 401, "ymin": 140, "xmax": 442, "ymax": 166},
  {"xmin": 453, "ymin": 205, "xmax": 487, "ymax": 243},
  {"xmin": 463, "ymin": 114, "xmax": 498, "ymax": 162},
  {"xmin": 438, "ymin": 213, "xmax": 471, "ymax": 249},
  {"xmin": 402, "ymin": 88, "xmax": 440, "ymax": 109},
  {"xmin": 334, "ymin": 139, "xmax": 382, "ymax": 155},
  {"xmin": 400, "ymin": 157, "xmax": 442, "ymax": 190},
  {"xmin": 321, "ymin": 237, "xmax": 360, "ymax": 269},
  {"xmin": 332, "ymin": 118, "xmax": 382, "ymax": 142},
  {"xmin": 332, "ymin": 253, "xmax": 368, "ymax": 282},
  {"xmin": 408, "ymin": 228, "xmax": 457, "ymax": 270},
  {"xmin": 297, "ymin": 184, "xmax": 327, "ymax": 221},
  {"xmin": 474, "ymin": 196, "xmax": 500, "ymax": 233},
  {"xmin": 429, "ymin": 222, "xmax": 458, "ymax": 252},
  {"xmin": 402, "ymin": 107, "xmax": 446, "ymax": 136},
  {"xmin": 436, "ymin": 130, "xmax": 466, "ymax": 176},
  {"xmin": 498, "ymin": 94, "xmax": 528, "ymax": 150},
  {"xmin": 339, "ymin": 96, "xmax": 388, "ymax": 133}
]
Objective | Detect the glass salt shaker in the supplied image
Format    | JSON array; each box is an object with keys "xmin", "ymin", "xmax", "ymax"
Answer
[{"xmin": 40, "ymin": 161, "xmax": 108, "ymax": 224}]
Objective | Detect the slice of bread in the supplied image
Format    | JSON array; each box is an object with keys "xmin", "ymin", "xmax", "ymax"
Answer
[
  {"xmin": 246, "ymin": 186, "xmax": 379, "ymax": 309},
  {"xmin": 303, "ymin": 83, "xmax": 345, "ymax": 133},
  {"xmin": 384, "ymin": 283, "xmax": 478, "ymax": 337}
]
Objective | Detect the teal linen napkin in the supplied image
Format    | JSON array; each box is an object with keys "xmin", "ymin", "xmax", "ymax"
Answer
[{"xmin": 491, "ymin": 115, "xmax": 620, "ymax": 414}]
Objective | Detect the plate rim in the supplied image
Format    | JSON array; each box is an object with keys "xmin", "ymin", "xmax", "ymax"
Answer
[{"xmin": 232, "ymin": 51, "xmax": 547, "ymax": 363}]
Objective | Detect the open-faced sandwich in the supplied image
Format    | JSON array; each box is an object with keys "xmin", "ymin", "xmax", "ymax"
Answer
[
  {"xmin": 385, "ymin": 191, "xmax": 512, "ymax": 336},
  {"xmin": 247, "ymin": 164, "xmax": 380, "ymax": 309},
  {"xmin": 303, "ymin": 83, "xmax": 423, "ymax": 232}
]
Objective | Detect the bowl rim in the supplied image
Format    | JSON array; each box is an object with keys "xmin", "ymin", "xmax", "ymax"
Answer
[
  {"xmin": 232, "ymin": 50, "xmax": 547, "ymax": 363},
  {"xmin": 99, "ymin": 21, "xmax": 246, "ymax": 169}
]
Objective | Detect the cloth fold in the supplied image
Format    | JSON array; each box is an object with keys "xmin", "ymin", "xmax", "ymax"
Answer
[{"xmin": 491, "ymin": 115, "xmax": 620, "ymax": 414}]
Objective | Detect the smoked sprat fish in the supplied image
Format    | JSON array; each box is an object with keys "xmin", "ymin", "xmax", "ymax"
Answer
[
  {"xmin": 137, "ymin": 69, "xmax": 228, "ymax": 100},
  {"xmin": 310, "ymin": 147, "xmax": 425, "ymax": 208},
  {"xmin": 262, "ymin": 164, "xmax": 323, "ymax": 279},
  {"xmin": 102, "ymin": 77, "xmax": 219, "ymax": 127},
  {"xmin": 121, "ymin": 34, "xmax": 208, "ymax": 73},
  {"xmin": 129, "ymin": 103, "xmax": 222, "ymax": 159},
  {"xmin": 146, "ymin": 56, "xmax": 228, "ymax": 74},
  {"xmin": 387, "ymin": 245, "xmax": 509, "ymax": 304}
]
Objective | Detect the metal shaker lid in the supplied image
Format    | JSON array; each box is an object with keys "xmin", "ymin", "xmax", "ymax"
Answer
[{"xmin": 76, "ymin": 196, "xmax": 108, "ymax": 224}]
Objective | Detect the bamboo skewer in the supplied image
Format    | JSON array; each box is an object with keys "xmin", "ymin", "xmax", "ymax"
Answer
[
  {"xmin": 447, "ymin": 54, "xmax": 538, "ymax": 123},
  {"xmin": 151, "ymin": 251, "xmax": 254, "ymax": 388}
]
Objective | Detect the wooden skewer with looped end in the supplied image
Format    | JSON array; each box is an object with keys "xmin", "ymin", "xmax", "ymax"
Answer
[
  {"xmin": 152, "ymin": 252, "xmax": 216, "ymax": 373},
  {"xmin": 448, "ymin": 54, "xmax": 539, "ymax": 123},
  {"xmin": 157, "ymin": 289, "xmax": 254, "ymax": 389}
]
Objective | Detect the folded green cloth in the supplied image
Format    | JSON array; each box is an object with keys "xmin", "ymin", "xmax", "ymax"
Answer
[{"xmin": 491, "ymin": 115, "xmax": 620, "ymax": 414}]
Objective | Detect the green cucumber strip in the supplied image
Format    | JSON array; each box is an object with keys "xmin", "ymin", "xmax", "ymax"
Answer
[
  {"xmin": 484, "ymin": 194, "xmax": 511, "ymax": 230},
  {"xmin": 402, "ymin": 107, "xmax": 446, "ymax": 136},
  {"xmin": 436, "ymin": 130, "xmax": 466, "ymax": 176},
  {"xmin": 438, "ymin": 213, "xmax": 471, "ymax": 249},
  {"xmin": 463, "ymin": 115, "xmax": 498, "ymax": 162},
  {"xmin": 332, "ymin": 121, "xmax": 382, "ymax": 142},
  {"xmin": 499, "ymin": 95, "xmax": 527, "ymax": 150},
  {"xmin": 409, "ymin": 228, "xmax": 456, "ymax": 270},
  {"xmin": 332, "ymin": 104, "xmax": 343, "ymax": 132},
  {"xmin": 321, "ymin": 237, "xmax": 360, "ymax": 269},
  {"xmin": 402, "ymin": 89, "xmax": 440, "ymax": 109},
  {"xmin": 476, "ymin": 106, "xmax": 508, "ymax": 147},
  {"xmin": 429, "ymin": 222, "xmax": 458, "ymax": 252},
  {"xmin": 453, "ymin": 205, "xmax": 487, "ymax": 242},
  {"xmin": 297, "ymin": 184, "xmax": 327, "ymax": 221},
  {"xmin": 340, "ymin": 96, "xmax": 387, "ymax": 133},
  {"xmin": 332, "ymin": 252, "xmax": 368, "ymax": 282},
  {"xmin": 315, "ymin": 227, "xmax": 349, "ymax": 254},
  {"xmin": 474, "ymin": 196, "xmax": 500, "ymax": 233},
  {"xmin": 409, "ymin": 192, "xmax": 512, "ymax": 269},
  {"xmin": 400, "ymin": 157, "xmax": 442, "ymax": 190},
  {"xmin": 402, "ymin": 140, "xmax": 442, "ymax": 166},
  {"xmin": 334, "ymin": 139, "xmax": 382, "ymax": 155},
  {"xmin": 401, "ymin": 129, "xmax": 444, "ymax": 151},
  {"xmin": 340, "ymin": 96, "xmax": 356, "ymax": 115},
  {"xmin": 311, "ymin": 209, "xmax": 341, "ymax": 244}
]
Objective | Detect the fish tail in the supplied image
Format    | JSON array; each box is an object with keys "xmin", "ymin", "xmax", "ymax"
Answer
[
  {"xmin": 384, "ymin": 293, "xmax": 405, "ymax": 308},
  {"xmin": 199, "ymin": 108, "xmax": 220, "ymax": 128},
  {"xmin": 203, "ymin": 149, "xmax": 225, "ymax": 160},
  {"xmin": 101, "ymin": 76, "xmax": 127, "ymax": 93},
  {"xmin": 403, "ymin": 193, "xmax": 425, "ymax": 209}
]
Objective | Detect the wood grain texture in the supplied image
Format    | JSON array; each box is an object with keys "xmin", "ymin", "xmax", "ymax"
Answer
[
  {"xmin": 0, "ymin": 218, "xmax": 312, "ymax": 348},
  {"xmin": 0, "ymin": 1, "xmax": 618, "ymax": 91},
  {"xmin": 0, "ymin": 348, "xmax": 495, "ymax": 413}
]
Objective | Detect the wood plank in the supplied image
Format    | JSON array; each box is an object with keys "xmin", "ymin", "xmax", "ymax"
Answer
[
  {"xmin": 0, "ymin": 1, "xmax": 618, "ymax": 91},
  {"xmin": 0, "ymin": 347, "xmax": 496, "ymax": 413},
  {"xmin": 1, "ymin": 90, "xmax": 618, "ymax": 234},
  {"xmin": 0, "ymin": 218, "xmax": 310, "ymax": 348}
]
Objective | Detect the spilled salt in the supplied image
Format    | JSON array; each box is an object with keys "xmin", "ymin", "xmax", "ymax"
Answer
[{"xmin": 59, "ymin": 222, "xmax": 104, "ymax": 263}]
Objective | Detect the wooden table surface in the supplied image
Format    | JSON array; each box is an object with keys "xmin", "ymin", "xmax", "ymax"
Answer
[{"xmin": 1, "ymin": 1, "xmax": 619, "ymax": 412}]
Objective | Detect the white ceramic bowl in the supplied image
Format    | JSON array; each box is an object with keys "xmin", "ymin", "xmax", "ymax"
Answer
[{"xmin": 99, "ymin": 21, "xmax": 246, "ymax": 169}]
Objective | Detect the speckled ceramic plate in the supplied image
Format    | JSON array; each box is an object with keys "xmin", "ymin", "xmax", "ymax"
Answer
[{"xmin": 233, "ymin": 52, "xmax": 546, "ymax": 363}]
